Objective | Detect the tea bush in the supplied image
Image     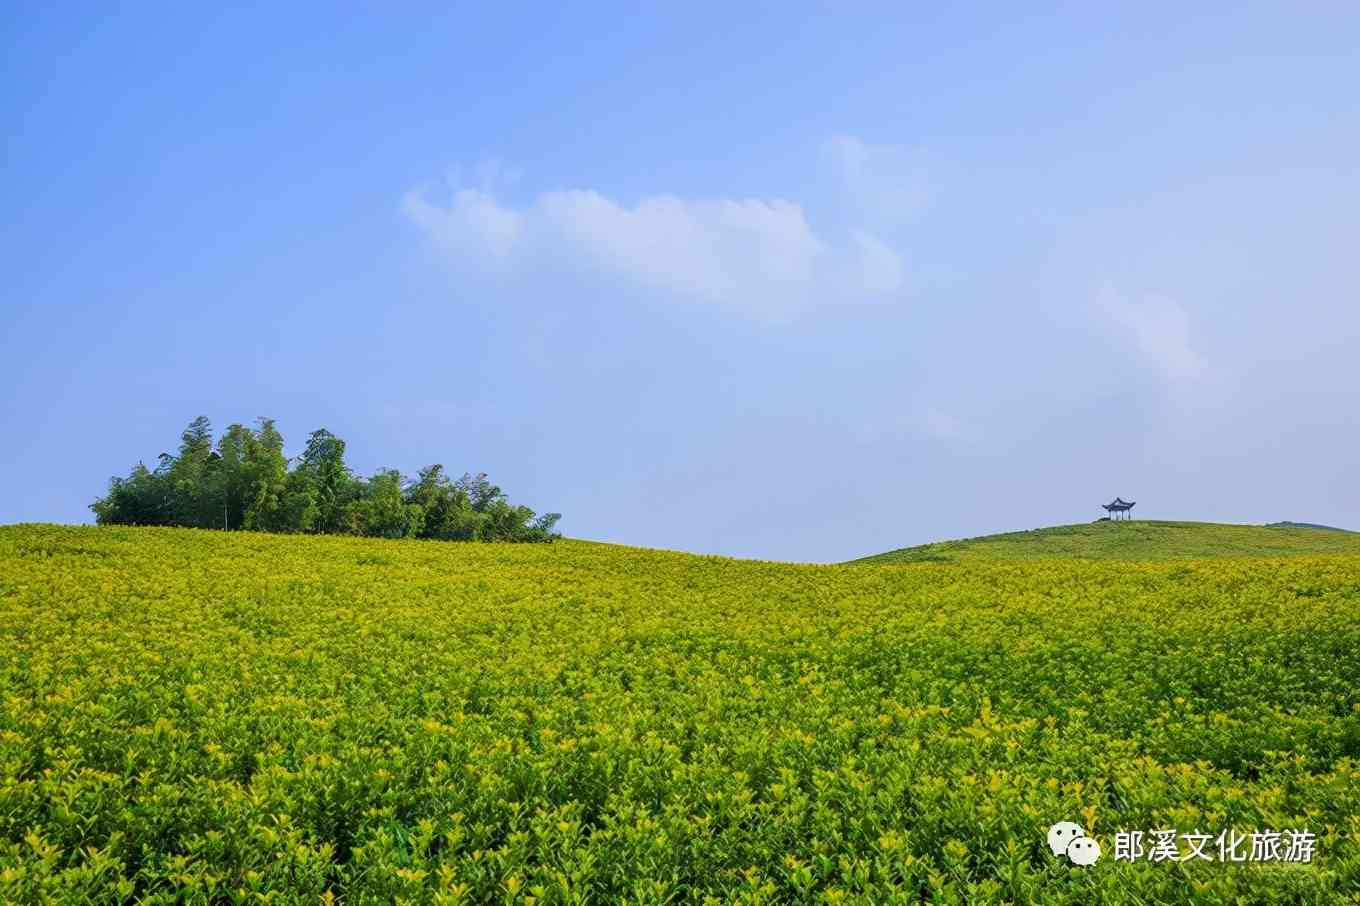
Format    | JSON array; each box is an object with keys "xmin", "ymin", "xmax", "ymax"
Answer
[{"xmin": 1, "ymin": 525, "xmax": 1357, "ymax": 903}]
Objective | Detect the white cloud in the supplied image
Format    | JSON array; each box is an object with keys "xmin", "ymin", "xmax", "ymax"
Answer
[
  {"xmin": 536, "ymin": 191, "xmax": 830, "ymax": 308},
  {"xmin": 849, "ymin": 229, "xmax": 907, "ymax": 296},
  {"xmin": 403, "ymin": 187, "xmax": 523, "ymax": 266},
  {"xmin": 823, "ymin": 134, "xmax": 930, "ymax": 223},
  {"xmin": 403, "ymin": 148, "xmax": 908, "ymax": 317},
  {"xmin": 1095, "ymin": 288, "xmax": 1209, "ymax": 383}
]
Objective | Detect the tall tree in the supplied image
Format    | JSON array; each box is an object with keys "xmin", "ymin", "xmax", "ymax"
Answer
[
  {"xmin": 166, "ymin": 416, "xmax": 217, "ymax": 526},
  {"xmin": 296, "ymin": 429, "xmax": 351, "ymax": 533},
  {"xmin": 278, "ymin": 469, "xmax": 319, "ymax": 533},
  {"xmin": 215, "ymin": 423, "xmax": 252, "ymax": 530},
  {"xmin": 241, "ymin": 418, "xmax": 288, "ymax": 531},
  {"xmin": 456, "ymin": 472, "xmax": 504, "ymax": 513}
]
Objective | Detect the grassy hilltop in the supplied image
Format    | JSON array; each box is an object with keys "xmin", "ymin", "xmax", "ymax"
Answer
[
  {"xmin": 2, "ymin": 523, "xmax": 1359, "ymax": 903},
  {"xmin": 853, "ymin": 519, "xmax": 1360, "ymax": 564}
]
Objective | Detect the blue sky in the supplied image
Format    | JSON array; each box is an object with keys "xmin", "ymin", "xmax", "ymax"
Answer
[{"xmin": 3, "ymin": 4, "xmax": 1358, "ymax": 561}]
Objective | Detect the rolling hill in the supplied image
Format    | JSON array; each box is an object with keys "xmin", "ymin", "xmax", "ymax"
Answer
[
  {"xmin": 851, "ymin": 519, "xmax": 1360, "ymax": 564},
  {"xmin": 2, "ymin": 523, "xmax": 1358, "ymax": 903},
  {"xmin": 1264, "ymin": 520, "xmax": 1355, "ymax": 532}
]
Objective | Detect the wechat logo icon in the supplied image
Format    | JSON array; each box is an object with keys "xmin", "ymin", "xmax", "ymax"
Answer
[{"xmin": 1048, "ymin": 821, "xmax": 1101, "ymax": 866}]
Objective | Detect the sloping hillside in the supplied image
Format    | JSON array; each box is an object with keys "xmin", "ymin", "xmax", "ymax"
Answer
[
  {"xmin": 852, "ymin": 519, "xmax": 1360, "ymax": 564},
  {"xmin": 3, "ymin": 524, "xmax": 1359, "ymax": 902},
  {"xmin": 1265, "ymin": 521, "xmax": 1355, "ymax": 532}
]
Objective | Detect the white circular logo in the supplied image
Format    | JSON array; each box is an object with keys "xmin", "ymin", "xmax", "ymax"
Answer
[
  {"xmin": 1047, "ymin": 821, "xmax": 1101, "ymax": 865},
  {"xmin": 1066, "ymin": 835, "xmax": 1101, "ymax": 866},
  {"xmin": 1047, "ymin": 821, "xmax": 1085, "ymax": 856}
]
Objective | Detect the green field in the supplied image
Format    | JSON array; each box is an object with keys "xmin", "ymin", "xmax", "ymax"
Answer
[
  {"xmin": 852, "ymin": 520, "xmax": 1360, "ymax": 564},
  {"xmin": 2, "ymin": 523, "xmax": 1359, "ymax": 904}
]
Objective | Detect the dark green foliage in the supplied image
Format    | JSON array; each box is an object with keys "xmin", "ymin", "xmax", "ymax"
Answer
[
  {"xmin": 243, "ymin": 417, "xmax": 289, "ymax": 531},
  {"xmin": 88, "ymin": 462, "xmax": 175, "ymax": 527},
  {"xmin": 90, "ymin": 416, "xmax": 560, "ymax": 543},
  {"xmin": 406, "ymin": 464, "xmax": 478, "ymax": 540},
  {"xmin": 296, "ymin": 429, "xmax": 351, "ymax": 534},
  {"xmin": 342, "ymin": 469, "xmax": 425, "ymax": 539}
]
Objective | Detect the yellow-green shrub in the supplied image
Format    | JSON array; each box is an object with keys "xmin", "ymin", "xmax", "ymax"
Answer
[{"xmin": 1, "ymin": 525, "xmax": 1357, "ymax": 904}]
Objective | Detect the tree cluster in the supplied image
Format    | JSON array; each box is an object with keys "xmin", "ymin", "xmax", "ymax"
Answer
[{"xmin": 90, "ymin": 417, "xmax": 561, "ymax": 542}]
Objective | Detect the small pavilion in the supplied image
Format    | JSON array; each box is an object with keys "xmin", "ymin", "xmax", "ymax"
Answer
[{"xmin": 1102, "ymin": 497, "xmax": 1136, "ymax": 521}]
